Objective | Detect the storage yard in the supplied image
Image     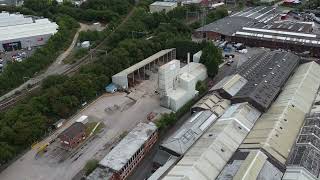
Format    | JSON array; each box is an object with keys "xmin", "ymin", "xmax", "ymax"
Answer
[{"xmin": 0, "ymin": 76, "xmax": 170, "ymax": 180}]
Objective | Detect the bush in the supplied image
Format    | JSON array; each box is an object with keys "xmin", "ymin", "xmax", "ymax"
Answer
[
  {"xmin": 74, "ymin": 48, "xmax": 89, "ymax": 59},
  {"xmin": 84, "ymin": 159, "xmax": 99, "ymax": 175},
  {"xmin": 196, "ymin": 81, "xmax": 208, "ymax": 95},
  {"xmin": 156, "ymin": 113, "xmax": 177, "ymax": 130}
]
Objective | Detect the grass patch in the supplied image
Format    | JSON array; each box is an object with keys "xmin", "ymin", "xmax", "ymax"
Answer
[
  {"xmin": 84, "ymin": 159, "xmax": 99, "ymax": 175},
  {"xmin": 85, "ymin": 122, "xmax": 105, "ymax": 136}
]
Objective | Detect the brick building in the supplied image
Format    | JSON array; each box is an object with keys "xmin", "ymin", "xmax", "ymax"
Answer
[
  {"xmin": 87, "ymin": 122, "xmax": 158, "ymax": 180},
  {"xmin": 58, "ymin": 122, "xmax": 86, "ymax": 149}
]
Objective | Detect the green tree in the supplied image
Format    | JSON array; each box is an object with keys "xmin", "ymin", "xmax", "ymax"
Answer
[{"xmin": 200, "ymin": 43, "xmax": 222, "ymax": 77}]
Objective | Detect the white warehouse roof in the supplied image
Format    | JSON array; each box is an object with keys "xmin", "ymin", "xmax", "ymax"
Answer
[
  {"xmin": 150, "ymin": 1, "xmax": 177, "ymax": 6},
  {"xmin": 0, "ymin": 12, "xmax": 58, "ymax": 42}
]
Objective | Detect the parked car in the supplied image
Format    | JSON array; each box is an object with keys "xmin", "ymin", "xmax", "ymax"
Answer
[{"xmin": 227, "ymin": 60, "xmax": 234, "ymax": 66}]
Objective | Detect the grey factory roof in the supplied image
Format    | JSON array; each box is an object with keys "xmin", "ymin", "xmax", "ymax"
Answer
[
  {"xmin": 252, "ymin": 21, "xmax": 313, "ymax": 33},
  {"xmin": 230, "ymin": 6, "xmax": 279, "ymax": 22},
  {"xmin": 160, "ymin": 110, "xmax": 218, "ymax": 156},
  {"xmin": 210, "ymin": 74, "xmax": 248, "ymax": 99},
  {"xmin": 112, "ymin": 48, "xmax": 175, "ymax": 77},
  {"xmin": 195, "ymin": 16, "xmax": 255, "ymax": 36},
  {"xmin": 217, "ymin": 150, "xmax": 283, "ymax": 180},
  {"xmin": 99, "ymin": 122, "xmax": 157, "ymax": 172},
  {"xmin": 240, "ymin": 62, "xmax": 320, "ymax": 165},
  {"xmin": 234, "ymin": 27, "xmax": 320, "ymax": 47},
  {"xmin": 195, "ymin": 6, "xmax": 280, "ymax": 36},
  {"xmin": 191, "ymin": 92, "xmax": 230, "ymax": 115},
  {"xmin": 232, "ymin": 51, "xmax": 299, "ymax": 112},
  {"xmin": 163, "ymin": 103, "xmax": 261, "ymax": 180}
]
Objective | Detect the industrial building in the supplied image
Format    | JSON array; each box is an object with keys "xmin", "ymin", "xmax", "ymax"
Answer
[
  {"xmin": 232, "ymin": 51, "xmax": 299, "ymax": 112},
  {"xmin": 112, "ymin": 48, "xmax": 176, "ymax": 89},
  {"xmin": 58, "ymin": 122, "xmax": 86, "ymax": 149},
  {"xmin": 210, "ymin": 74, "xmax": 247, "ymax": 99},
  {"xmin": 158, "ymin": 59, "xmax": 207, "ymax": 111},
  {"xmin": 0, "ymin": 12, "xmax": 58, "ymax": 51},
  {"xmin": 283, "ymin": 92, "xmax": 320, "ymax": 180},
  {"xmin": 194, "ymin": 6, "xmax": 320, "ymax": 57},
  {"xmin": 191, "ymin": 92, "xmax": 230, "ymax": 113},
  {"xmin": 149, "ymin": 1, "xmax": 177, "ymax": 13},
  {"xmin": 217, "ymin": 150, "xmax": 283, "ymax": 180},
  {"xmin": 160, "ymin": 108, "xmax": 228, "ymax": 156},
  {"xmin": 96, "ymin": 122, "xmax": 157, "ymax": 180},
  {"xmin": 240, "ymin": 61, "xmax": 320, "ymax": 167},
  {"xmin": 163, "ymin": 102, "xmax": 261, "ymax": 180},
  {"xmin": 149, "ymin": 92, "xmax": 230, "ymax": 179}
]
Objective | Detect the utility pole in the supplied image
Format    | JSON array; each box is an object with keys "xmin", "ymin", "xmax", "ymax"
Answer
[{"xmin": 201, "ymin": 5, "xmax": 207, "ymax": 39}]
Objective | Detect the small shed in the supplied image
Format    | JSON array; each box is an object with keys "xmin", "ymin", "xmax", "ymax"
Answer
[
  {"xmin": 81, "ymin": 41, "xmax": 90, "ymax": 48},
  {"xmin": 58, "ymin": 122, "xmax": 86, "ymax": 148},
  {"xmin": 105, "ymin": 83, "xmax": 117, "ymax": 93}
]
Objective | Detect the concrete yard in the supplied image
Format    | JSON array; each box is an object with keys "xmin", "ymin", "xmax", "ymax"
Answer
[{"xmin": 0, "ymin": 77, "xmax": 170, "ymax": 180}]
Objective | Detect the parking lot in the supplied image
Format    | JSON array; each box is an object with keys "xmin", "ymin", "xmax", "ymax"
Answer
[{"xmin": 0, "ymin": 48, "xmax": 35, "ymax": 72}]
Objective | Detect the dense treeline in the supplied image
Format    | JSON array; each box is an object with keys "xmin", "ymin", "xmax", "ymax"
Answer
[{"xmin": 0, "ymin": 2, "xmax": 226, "ymax": 165}]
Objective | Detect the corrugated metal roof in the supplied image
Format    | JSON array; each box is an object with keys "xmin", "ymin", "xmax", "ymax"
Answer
[
  {"xmin": 99, "ymin": 122, "xmax": 157, "ymax": 171},
  {"xmin": 232, "ymin": 51, "xmax": 300, "ymax": 112},
  {"xmin": 160, "ymin": 110, "xmax": 218, "ymax": 156},
  {"xmin": 163, "ymin": 103, "xmax": 261, "ymax": 180},
  {"xmin": 191, "ymin": 92, "xmax": 230, "ymax": 115},
  {"xmin": 217, "ymin": 150, "xmax": 283, "ymax": 180},
  {"xmin": 210, "ymin": 74, "xmax": 248, "ymax": 98},
  {"xmin": 112, "ymin": 49, "xmax": 176, "ymax": 77},
  {"xmin": 240, "ymin": 62, "xmax": 320, "ymax": 165}
]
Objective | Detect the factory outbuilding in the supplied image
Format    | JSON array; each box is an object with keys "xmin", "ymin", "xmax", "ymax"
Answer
[
  {"xmin": 149, "ymin": 1, "xmax": 177, "ymax": 13},
  {"xmin": 58, "ymin": 122, "xmax": 86, "ymax": 149},
  {"xmin": 240, "ymin": 61, "xmax": 320, "ymax": 167},
  {"xmin": 0, "ymin": 12, "xmax": 58, "ymax": 52},
  {"xmin": 158, "ymin": 59, "xmax": 207, "ymax": 111},
  {"xmin": 112, "ymin": 49, "xmax": 176, "ymax": 89},
  {"xmin": 210, "ymin": 74, "xmax": 248, "ymax": 99},
  {"xmin": 95, "ymin": 122, "xmax": 158, "ymax": 180},
  {"xmin": 232, "ymin": 51, "xmax": 299, "ymax": 112}
]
